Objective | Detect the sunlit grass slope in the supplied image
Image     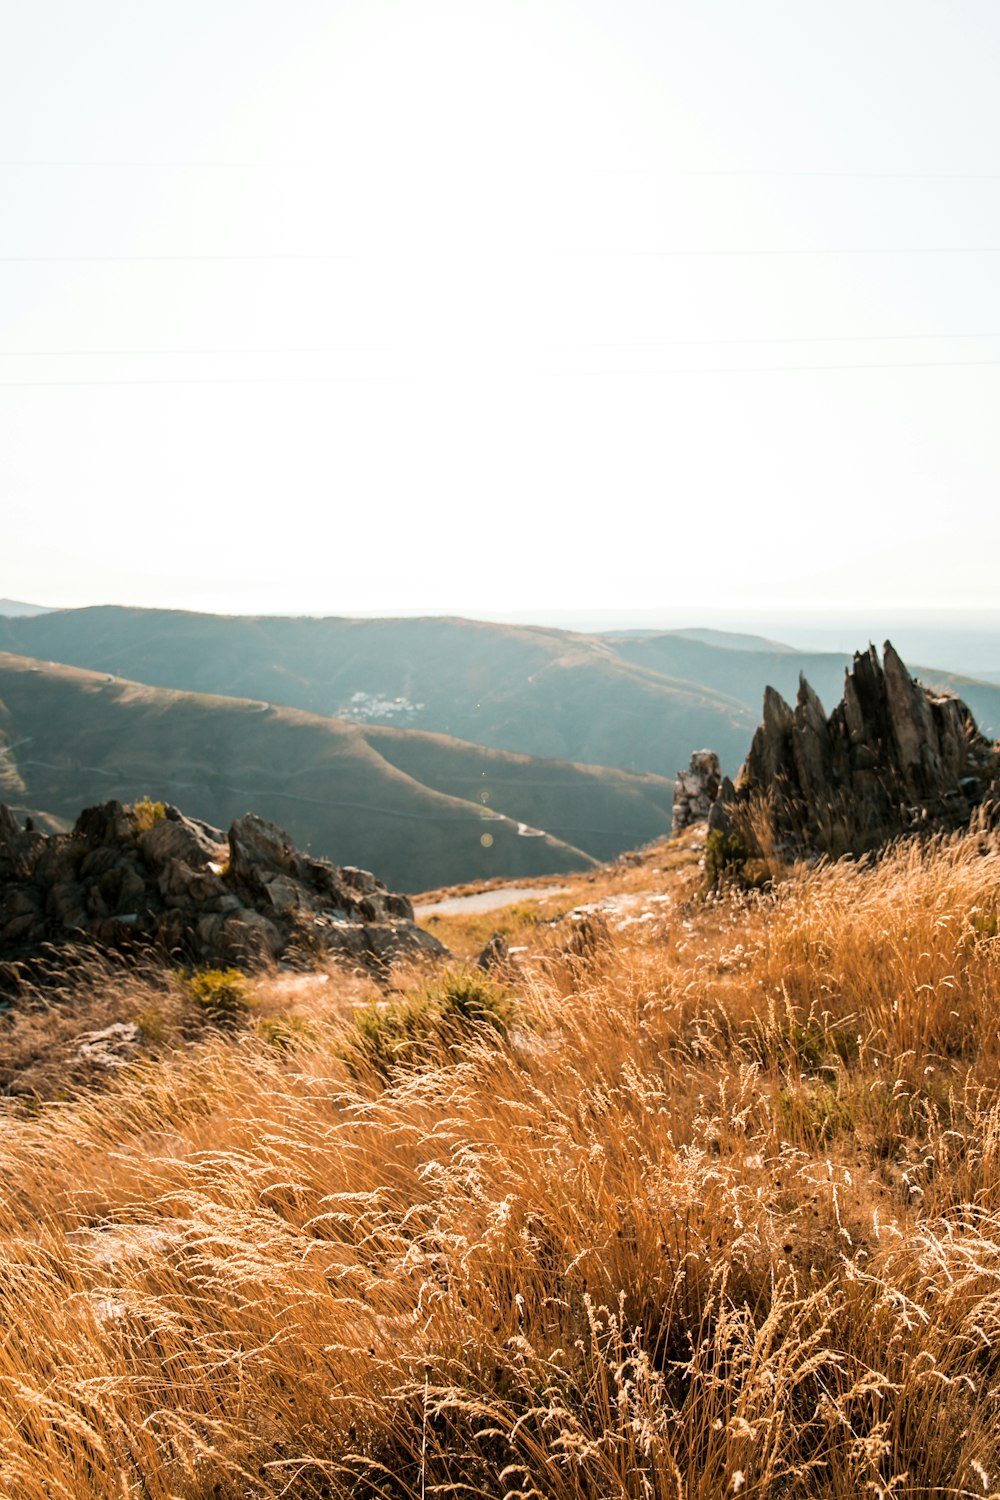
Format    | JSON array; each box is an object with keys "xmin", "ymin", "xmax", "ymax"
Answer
[{"xmin": 2, "ymin": 823, "xmax": 1000, "ymax": 1496}]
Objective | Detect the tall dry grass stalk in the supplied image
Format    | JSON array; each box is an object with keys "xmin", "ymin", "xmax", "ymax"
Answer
[{"xmin": 1, "ymin": 827, "xmax": 1000, "ymax": 1496}]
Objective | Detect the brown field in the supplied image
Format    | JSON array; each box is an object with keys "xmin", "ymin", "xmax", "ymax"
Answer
[{"xmin": 2, "ymin": 822, "xmax": 1000, "ymax": 1497}]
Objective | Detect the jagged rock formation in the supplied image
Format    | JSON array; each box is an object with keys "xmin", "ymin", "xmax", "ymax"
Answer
[
  {"xmin": 709, "ymin": 643, "xmax": 1000, "ymax": 856},
  {"xmin": 0, "ymin": 800, "xmax": 445, "ymax": 982},
  {"xmin": 672, "ymin": 749, "xmax": 722, "ymax": 835}
]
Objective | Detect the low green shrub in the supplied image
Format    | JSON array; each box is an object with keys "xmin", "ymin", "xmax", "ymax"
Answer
[
  {"xmin": 346, "ymin": 968, "xmax": 515, "ymax": 1077},
  {"xmin": 185, "ymin": 967, "xmax": 252, "ymax": 1024},
  {"xmin": 255, "ymin": 1015, "xmax": 316, "ymax": 1052},
  {"xmin": 776, "ymin": 1081, "xmax": 855, "ymax": 1146},
  {"xmin": 127, "ymin": 795, "xmax": 167, "ymax": 832},
  {"xmin": 704, "ymin": 827, "xmax": 751, "ymax": 887},
  {"xmin": 133, "ymin": 1005, "xmax": 169, "ymax": 1045}
]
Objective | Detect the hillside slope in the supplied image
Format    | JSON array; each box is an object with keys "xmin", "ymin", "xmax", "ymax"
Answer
[
  {"xmin": 3, "ymin": 818, "xmax": 1000, "ymax": 1494},
  {"xmin": 0, "ymin": 655, "xmax": 678, "ymax": 890},
  {"xmin": 4, "ymin": 607, "xmax": 998, "ymax": 778},
  {"xmin": 0, "ymin": 608, "xmax": 755, "ymax": 777}
]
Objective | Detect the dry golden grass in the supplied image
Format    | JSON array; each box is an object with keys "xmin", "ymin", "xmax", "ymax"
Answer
[
  {"xmin": 416, "ymin": 834, "xmax": 703, "ymax": 959},
  {"xmin": 1, "ymin": 825, "xmax": 1000, "ymax": 1496}
]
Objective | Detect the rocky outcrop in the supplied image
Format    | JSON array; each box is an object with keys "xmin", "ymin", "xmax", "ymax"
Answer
[
  {"xmin": 475, "ymin": 931, "xmax": 522, "ymax": 981},
  {"xmin": 0, "ymin": 800, "xmax": 445, "ymax": 984},
  {"xmin": 708, "ymin": 643, "xmax": 1000, "ymax": 857},
  {"xmin": 671, "ymin": 750, "xmax": 722, "ymax": 835}
]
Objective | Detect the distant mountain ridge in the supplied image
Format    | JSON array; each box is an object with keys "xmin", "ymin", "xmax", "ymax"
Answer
[
  {"xmin": 0, "ymin": 599, "xmax": 53, "ymax": 618},
  {"xmin": 604, "ymin": 631, "xmax": 1000, "ymax": 740},
  {"xmin": 0, "ymin": 608, "xmax": 757, "ymax": 778},
  {"xmin": 0, "ymin": 607, "xmax": 995, "ymax": 774},
  {"xmin": 661, "ymin": 627, "xmax": 799, "ymax": 655}
]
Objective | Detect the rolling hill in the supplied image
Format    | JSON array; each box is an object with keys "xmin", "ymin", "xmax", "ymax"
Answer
[
  {"xmin": 0, "ymin": 608, "xmax": 760, "ymax": 778},
  {"xmin": 0, "ymin": 654, "xmax": 679, "ymax": 891},
  {"xmin": 3, "ymin": 608, "xmax": 997, "ymax": 892},
  {"xmin": 2, "ymin": 607, "xmax": 996, "ymax": 780}
]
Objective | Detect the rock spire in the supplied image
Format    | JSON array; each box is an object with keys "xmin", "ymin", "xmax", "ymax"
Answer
[{"xmin": 696, "ymin": 643, "xmax": 999, "ymax": 857}]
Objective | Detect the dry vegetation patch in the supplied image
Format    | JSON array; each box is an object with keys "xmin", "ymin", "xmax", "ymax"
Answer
[{"xmin": 1, "ymin": 828, "xmax": 1000, "ymax": 1496}]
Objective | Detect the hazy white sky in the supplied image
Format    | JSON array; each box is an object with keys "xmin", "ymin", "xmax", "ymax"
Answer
[{"xmin": 2, "ymin": 1, "xmax": 999, "ymax": 618}]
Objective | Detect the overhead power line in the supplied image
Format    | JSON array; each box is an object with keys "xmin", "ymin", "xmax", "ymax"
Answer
[
  {"xmin": 1, "ymin": 161, "xmax": 999, "ymax": 180},
  {"xmin": 5, "ymin": 245, "xmax": 1000, "ymax": 263},
  {"xmin": 2, "ymin": 358, "xmax": 1000, "ymax": 389},
  {"xmin": 2, "ymin": 331, "xmax": 1000, "ymax": 358}
]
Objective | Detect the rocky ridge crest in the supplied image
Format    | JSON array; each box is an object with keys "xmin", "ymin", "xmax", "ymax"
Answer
[
  {"xmin": 675, "ymin": 642, "xmax": 1000, "ymax": 856},
  {"xmin": 0, "ymin": 800, "xmax": 444, "ymax": 982}
]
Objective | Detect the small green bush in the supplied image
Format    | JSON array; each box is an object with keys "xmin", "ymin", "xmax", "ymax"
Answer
[
  {"xmin": 704, "ymin": 827, "xmax": 751, "ymax": 887},
  {"xmin": 777, "ymin": 1082, "xmax": 855, "ymax": 1146},
  {"xmin": 185, "ymin": 967, "xmax": 252, "ymax": 1024},
  {"xmin": 347, "ymin": 969, "xmax": 515, "ymax": 1077},
  {"xmin": 128, "ymin": 795, "xmax": 167, "ymax": 833},
  {"xmin": 134, "ymin": 1006, "xmax": 169, "ymax": 1045},
  {"xmin": 968, "ymin": 906, "xmax": 999, "ymax": 944},
  {"xmin": 255, "ymin": 1015, "xmax": 316, "ymax": 1052}
]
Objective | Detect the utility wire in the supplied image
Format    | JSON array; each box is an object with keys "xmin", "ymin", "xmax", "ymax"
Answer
[
  {"xmin": 5, "ymin": 245, "xmax": 1000, "ymax": 263},
  {"xmin": 3, "ymin": 358, "xmax": 1000, "ymax": 388},
  {"xmin": 1, "ymin": 161, "xmax": 1000, "ymax": 179},
  {"xmin": 2, "ymin": 331, "xmax": 1000, "ymax": 357}
]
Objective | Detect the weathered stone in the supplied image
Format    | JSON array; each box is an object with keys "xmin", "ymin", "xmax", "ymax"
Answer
[
  {"xmin": 139, "ymin": 815, "xmax": 222, "ymax": 870},
  {"xmin": 85, "ymin": 884, "xmax": 110, "ymax": 919},
  {"xmin": 193, "ymin": 912, "xmax": 228, "ymax": 950},
  {"xmin": 116, "ymin": 864, "xmax": 149, "ymax": 911},
  {"xmin": 220, "ymin": 910, "xmax": 283, "ymax": 963},
  {"xmin": 263, "ymin": 875, "xmax": 300, "ymax": 916},
  {"xmin": 74, "ymin": 801, "xmax": 133, "ymax": 846},
  {"xmin": 745, "ymin": 687, "xmax": 795, "ymax": 787},
  {"xmin": 697, "ymin": 642, "xmax": 1000, "ymax": 862},
  {"xmin": 33, "ymin": 842, "xmax": 80, "ymax": 886},
  {"xmin": 0, "ymin": 800, "xmax": 447, "ymax": 985},
  {"xmin": 1, "ymin": 888, "xmax": 40, "ymax": 919},
  {"xmin": 0, "ymin": 813, "xmax": 46, "ymax": 882},
  {"xmin": 81, "ymin": 845, "xmax": 128, "ymax": 881},
  {"xmin": 671, "ymin": 749, "xmax": 722, "ymax": 835},
  {"xmin": 476, "ymin": 931, "xmax": 514, "ymax": 974},
  {"xmin": 383, "ymin": 891, "xmax": 415, "ymax": 921},
  {"xmin": 228, "ymin": 814, "xmax": 295, "ymax": 883},
  {"xmin": 48, "ymin": 880, "xmax": 86, "ymax": 925},
  {"xmin": 883, "ymin": 643, "xmax": 933, "ymax": 786},
  {"xmin": 791, "ymin": 676, "xmax": 830, "ymax": 802},
  {"xmin": 1, "ymin": 913, "xmax": 39, "ymax": 942},
  {"xmin": 76, "ymin": 1022, "xmax": 140, "ymax": 1070},
  {"xmin": 708, "ymin": 775, "xmax": 738, "ymax": 836},
  {"xmin": 332, "ymin": 920, "xmax": 443, "ymax": 969},
  {"xmin": 94, "ymin": 914, "xmax": 144, "ymax": 946}
]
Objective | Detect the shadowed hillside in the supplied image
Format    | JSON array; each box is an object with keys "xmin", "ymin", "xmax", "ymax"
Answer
[
  {"xmin": 3, "ymin": 608, "xmax": 997, "ymax": 778},
  {"xmin": 0, "ymin": 608, "xmax": 756, "ymax": 777},
  {"xmin": 0, "ymin": 655, "xmax": 679, "ymax": 890}
]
